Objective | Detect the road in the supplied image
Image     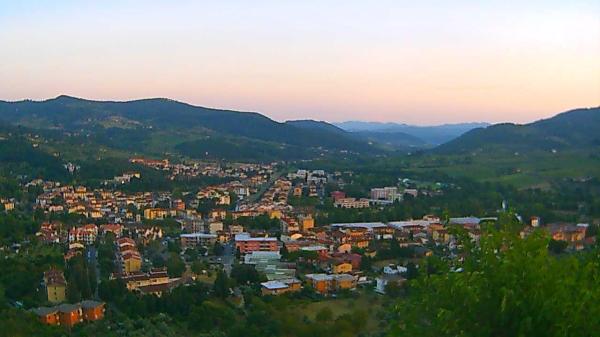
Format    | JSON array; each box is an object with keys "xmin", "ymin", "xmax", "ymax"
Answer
[
  {"xmin": 244, "ymin": 169, "xmax": 285, "ymax": 204},
  {"xmin": 221, "ymin": 241, "xmax": 235, "ymax": 275},
  {"xmin": 86, "ymin": 246, "xmax": 100, "ymax": 299}
]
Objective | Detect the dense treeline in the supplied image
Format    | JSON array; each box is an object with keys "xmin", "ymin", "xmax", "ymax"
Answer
[
  {"xmin": 315, "ymin": 175, "xmax": 600, "ymax": 224},
  {"xmin": 389, "ymin": 215, "xmax": 600, "ymax": 336}
]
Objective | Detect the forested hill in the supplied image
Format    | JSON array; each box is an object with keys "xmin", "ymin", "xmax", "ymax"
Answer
[
  {"xmin": 435, "ymin": 107, "xmax": 600, "ymax": 154},
  {"xmin": 0, "ymin": 96, "xmax": 380, "ymax": 161}
]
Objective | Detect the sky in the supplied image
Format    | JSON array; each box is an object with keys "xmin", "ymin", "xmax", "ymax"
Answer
[{"xmin": 0, "ymin": 1, "xmax": 599, "ymax": 125}]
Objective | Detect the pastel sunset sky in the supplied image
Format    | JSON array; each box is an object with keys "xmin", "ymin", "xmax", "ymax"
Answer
[{"xmin": 1, "ymin": 1, "xmax": 598, "ymax": 125}]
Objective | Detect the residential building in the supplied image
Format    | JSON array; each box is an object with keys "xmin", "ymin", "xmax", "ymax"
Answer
[
  {"xmin": 260, "ymin": 278, "xmax": 301, "ymax": 296},
  {"xmin": 334, "ymin": 198, "xmax": 370, "ymax": 209},
  {"xmin": 180, "ymin": 232, "xmax": 218, "ymax": 249},
  {"xmin": 57, "ymin": 303, "xmax": 83, "ymax": 327},
  {"xmin": 120, "ymin": 268, "xmax": 171, "ymax": 296},
  {"xmin": 116, "ymin": 237, "xmax": 142, "ymax": 274},
  {"xmin": 331, "ymin": 261, "xmax": 353, "ymax": 274},
  {"xmin": 299, "ymin": 215, "xmax": 315, "ymax": 232},
  {"xmin": 33, "ymin": 307, "xmax": 60, "ymax": 326},
  {"xmin": 305, "ymin": 273, "xmax": 357, "ymax": 294},
  {"xmin": 370, "ymin": 187, "xmax": 399, "ymax": 201},
  {"xmin": 68, "ymin": 224, "xmax": 98, "ymax": 245},
  {"xmin": 80, "ymin": 300, "xmax": 105, "ymax": 321},
  {"xmin": 144, "ymin": 208, "xmax": 169, "ymax": 220},
  {"xmin": 100, "ymin": 224, "xmax": 123, "ymax": 238},
  {"xmin": 330, "ymin": 190, "xmax": 346, "ymax": 201},
  {"xmin": 235, "ymin": 233, "xmax": 279, "ymax": 254},
  {"xmin": 44, "ymin": 269, "xmax": 67, "ymax": 304}
]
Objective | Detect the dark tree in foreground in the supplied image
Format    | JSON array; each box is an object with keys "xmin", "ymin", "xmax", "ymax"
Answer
[{"xmin": 389, "ymin": 216, "xmax": 600, "ymax": 337}]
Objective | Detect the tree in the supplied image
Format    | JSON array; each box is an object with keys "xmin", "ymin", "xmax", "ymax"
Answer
[
  {"xmin": 213, "ymin": 270, "xmax": 231, "ymax": 299},
  {"xmin": 152, "ymin": 255, "xmax": 166, "ymax": 268},
  {"xmin": 190, "ymin": 301, "xmax": 235, "ymax": 332},
  {"xmin": 315, "ymin": 307, "xmax": 333, "ymax": 322},
  {"xmin": 185, "ymin": 248, "xmax": 199, "ymax": 261},
  {"xmin": 166, "ymin": 253, "xmax": 186, "ymax": 278},
  {"xmin": 88, "ymin": 264, "xmax": 97, "ymax": 296},
  {"xmin": 67, "ymin": 273, "xmax": 81, "ymax": 303},
  {"xmin": 548, "ymin": 239, "xmax": 568, "ymax": 254},
  {"xmin": 405, "ymin": 262, "xmax": 418, "ymax": 280},
  {"xmin": 230, "ymin": 264, "xmax": 263, "ymax": 285},
  {"xmin": 279, "ymin": 245, "xmax": 289, "ymax": 259},
  {"xmin": 360, "ymin": 256, "xmax": 372, "ymax": 272},
  {"xmin": 384, "ymin": 281, "xmax": 403, "ymax": 298},
  {"xmin": 389, "ymin": 224, "xmax": 600, "ymax": 337},
  {"xmin": 585, "ymin": 224, "xmax": 599, "ymax": 238},
  {"xmin": 191, "ymin": 260, "xmax": 208, "ymax": 275},
  {"xmin": 212, "ymin": 242, "xmax": 224, "ymax": 256}
]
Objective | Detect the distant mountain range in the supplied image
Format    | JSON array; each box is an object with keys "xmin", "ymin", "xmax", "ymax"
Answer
[
  {"xmin": 1, "ymin": 96, "xmax": 596, "ymax": 162},
  {"xmin": 334, "ymin": 121, "xmax": 490, "ymax": 146},
  {"xmin": 436, "ymin": 107, "xmax": 600, "ymax": 154},
  {"xmin": 0, "ymin": 96, "xmax": 381, "ymax": 161}
]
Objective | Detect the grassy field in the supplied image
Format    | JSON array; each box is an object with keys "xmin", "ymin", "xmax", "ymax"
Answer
[{"xmin": 295, "ymin": 291, "xmax": 385, "ymax": 331}]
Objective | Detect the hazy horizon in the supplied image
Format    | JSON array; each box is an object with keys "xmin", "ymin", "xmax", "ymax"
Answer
[
  {"xmin": 1, "ymin": 1, "xmax": 599, "ymax": 124},
  {"xmin": 5, "ymin": 94, "xmax": 595, "ymax": 127}
]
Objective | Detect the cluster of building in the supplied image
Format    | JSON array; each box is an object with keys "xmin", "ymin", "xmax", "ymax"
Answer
[
  {"xmin": 35, "ymin": 269, "xmax": 106, "ymax": 327},
  {"xmin": 521, "ymin": 217, "xmax": 594, "ymax": 250},
  {"xmin": 33, "ymin": 300, "xmax": 105, "ymax": 328},
  {"xmin": 1, "ymin": 197, "xmax": 16, "ymax": 211},
  {"xmin": 12, "ymin": 165, "xmax": 599, "ymax": 332},
  {"xmin": 130, "ymin": 157, "xmax": 276, "ymax": 184},
  {"xmin": 34, "ymin": 181, "xmax": 154, "ymax": 222}
]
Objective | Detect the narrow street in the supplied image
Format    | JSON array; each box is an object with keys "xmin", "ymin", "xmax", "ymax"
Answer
[{"xmin": 87, "ymin": 246, "xmax": 100, "ymax": 299}]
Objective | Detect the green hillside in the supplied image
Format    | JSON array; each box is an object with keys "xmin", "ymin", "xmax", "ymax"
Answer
[
  {"xmin": 0, "ymin": 96, "xmax": 380, "ymax": 161},
  {"xmin": 436, "ymin": 107, "xmax": 600, "ymax": 154}
]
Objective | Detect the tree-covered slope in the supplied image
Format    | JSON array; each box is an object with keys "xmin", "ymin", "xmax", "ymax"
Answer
[
  {"xmin": 435, "ymin": 107, "xmax": 600, "ymax": 154},
  {"xmin": 0, "ymin": 96, "xmax": 379, "ymax": 160}
]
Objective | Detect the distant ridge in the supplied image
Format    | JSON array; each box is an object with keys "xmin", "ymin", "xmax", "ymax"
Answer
[
  {"xmin": 0, "ymin": 95, "xmax": 382, "ymax": 161},
  {"xmin": 435, "ymin": 107, "xmax": 600, "ymax": 153},
  {"xmin": 335, "ymin": 121, "xmax": 490, "ymax": 145}
]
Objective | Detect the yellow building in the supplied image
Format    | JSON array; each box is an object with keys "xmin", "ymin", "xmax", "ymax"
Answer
[
  {"xmin": 121, "ymin": 252, "xmax": 142, "ymax": 274},
  {"xmin": 144, "ymin": 208, "xmax": 168, "ymax": 220},
  {"xmin": 2, "ymin": 202, "xmax": 15, "ymax": 211},
  {"xmin": 332, "ymin": 262, "xmax": 353, "ymax": 274},
  {"xmin": 44, "ymin": 270, "xmax": 67, "ymax": 304},
  {"xmin": 334, "ymin": 274, "xmax": 357, "ymax": 290},
  {"xmin": 269, "ymin": 210, "xmax": 282, "ymax": 219},
  {"xmin": 300, "ymin": 216, "xmax": 314, "ymax": 232}
]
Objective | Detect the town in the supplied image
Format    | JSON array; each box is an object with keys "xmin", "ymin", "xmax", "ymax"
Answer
[{"xmin": 1, "ymin": 158, "xmax": 597, "ymax": 335}]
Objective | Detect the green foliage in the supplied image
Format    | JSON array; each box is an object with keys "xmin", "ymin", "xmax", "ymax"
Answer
[
  {"xmin": 0, "ymin": 307, "xmax": 63, "ymax": 337},
  {"xmin": 97, "ymin": 233, "xmax": 116, "ymax": 278},
  {"xmin": 0, "ymin": 212, "xmax": 40, "ymax": 245},
  {"xmin": 437, "ymin": 107, "xmax": 600, "ymax": 154},
  {"xmin": 0, "ymin": 96, "xmax": 379, "ymax": 162},
  {"xmin": 0, "ymin": 136, "xmax": 68, "ymax": 181},
  {"xmin": 288, "ymin": 196, "xmax": 320, "ymax": 207},
  {"xmin": 315, "ymin": 307, "xmax": 333, "ymax": 322},
  {"xmin": 548, "ymin": 239, "xmax": 568, "ymax": 254},
  {"xmin": 166, "ymin": 253, "xmax": 186, "ymax": 278},
  {"xmin": 0, "ymin": 244, "xmax": 63, "ymax": 308},
  {"xmin": 212, "ymin": 270, "xmax": 231, "ymax": 299},
  {"xmin": 66, "ymin": 255, "xmax": 94, "ymax": 301},
  {"xmin": 389, "ymin": 224, "xmax": 600, "ymax": 336},
  {"xmin": 212, "ymin": 242, "xmax": 225, "ymax": 256},
  {"xmin": 234, "ymin": 215, "xmax": 281, "ymax": 231},
  {"xmin": 189, "ymin": 300, "xmax": 235, "ymax": 332},
  {"xmin": 230, "ymin": 264, "xmax": 264, "ymax": 286}
]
